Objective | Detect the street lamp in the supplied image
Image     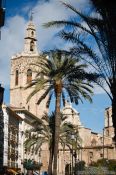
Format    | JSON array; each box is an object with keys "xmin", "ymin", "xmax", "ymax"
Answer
[
  {"xmin": 71, "ymin": 134, "xmax": 75, "ymax": 175},
  {"xmin": 71, "ymin": 134, "xmax": 78, "ymax": 175},
  {"xmin": 71, "ymin": 132, "xmax": 82, "ymax": 175}
]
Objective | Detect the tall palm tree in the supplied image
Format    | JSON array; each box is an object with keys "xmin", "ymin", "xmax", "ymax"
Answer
[
  {"xmin": 44, "ymin": 1, "xmax": 116, "ymax": 142},
  {"xmin": 26, "ymin": 50, "xmax": 98, "ymax": 175},
  {"xmin": 24, "ymin": 113, "xmax": 53, "ymax": 175},
  {"xmin": 24, "ymin": 112, "xmax": 80, "ymax": 175}
]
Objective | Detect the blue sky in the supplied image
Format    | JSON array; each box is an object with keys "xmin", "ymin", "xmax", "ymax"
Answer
[{"xmin": 0, "ymin": 0, "xmax": 111, "ymax": 133}]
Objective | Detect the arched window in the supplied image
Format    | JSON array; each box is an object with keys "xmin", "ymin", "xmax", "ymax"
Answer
[
  {"xmin": 15, "ymin": 70, "xmax": 19, "ymax": 85},
  {"xmin": 27, "ymin": 69, "xmax": 32, "ymax": 83},
  {"xmin": 91, "ymin": 139, "xmax": 97, "ymax": 146},
  {"xmin": 28, "ymin": 105, "xmax": 30, "ymax": 111},
  {"xmin": 30, "ymin": 40, "xmax": 34, "ymax": 51},
  {"xmin": 107, "ymin": 111, "xmax": 110, "ymax": 127},
  {"xmin": 31, "ymin": 31, "xmax": 34, "ymax": 37},
  {"xmin": 106, "ymin": 130, "xmax": 109, "ymax": 136},
  {"xmin": 89, "ymin": 152, "xmax": 93, "ymax": 163}
]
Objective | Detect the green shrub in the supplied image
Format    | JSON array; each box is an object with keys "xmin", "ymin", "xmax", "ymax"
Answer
[
  {"xmin": 23, "ymin": 159, "xmax": 43, "ymax": 170},
  {"xmin": 90, "ymin": 158, "xmax": 116, "ymax": 172}
]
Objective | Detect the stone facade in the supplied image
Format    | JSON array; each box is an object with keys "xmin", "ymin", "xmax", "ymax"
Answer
[
  {"xmin": 2, "ymin": 105, "xmax": 49, "ymax": 174},
  {"xmin": 2, "ymin": 105, "xmax": 22, "ymax": 172},
  {"xmin": 59, "ymin": 102, "xmax": 116, "ymax": 171},
  {"xmin": 2, "ymin": 103, "xmax": 116, "ymax": 174}
]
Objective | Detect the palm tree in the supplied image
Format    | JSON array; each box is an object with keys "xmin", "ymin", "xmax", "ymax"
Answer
[
  {"xmin": 24, "ymin": 113, "xmax": 53, "ymax": 175},
  {"xmin": 24, "ymin": 112, "xmax": 80, "ymax": 175},
  {"xmin": 26, "ymin": 50, "xmax": 98, "ymax": 175},
  {"xmin": 44, "ymin": 1, "xmax": 116, "ymax": 142}
]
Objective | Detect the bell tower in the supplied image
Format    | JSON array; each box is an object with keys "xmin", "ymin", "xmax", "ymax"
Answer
[
  {"xmin": 104, "ymin": 107, "xmax": 114, "ymax": 138},
  {"xmin": 10, "ymin": 18, "xmax": 47, "ymax": 118},
  {"xmin": 23, "ymin": 16, "xmax": 38, "ymax": 55}
]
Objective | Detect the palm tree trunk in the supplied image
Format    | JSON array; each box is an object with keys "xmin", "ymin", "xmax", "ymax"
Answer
[
  {"xmin": 48, "ymin": 144, "xmax": 54, "ymax": 175},
  {"xmin": 53, "ymin": 83, "xmax": 61, "ymax": 175}
]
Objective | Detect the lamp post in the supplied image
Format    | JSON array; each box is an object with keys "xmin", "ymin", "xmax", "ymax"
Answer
[
  {"xmin": 71, "ymin": 135, "xmax": 75, "ymax": 175},
  {"xmin": 0, "ymin": 84, "xmax": 4, "ymax": 173},
  {"xmin": 71, "ymin": 134, "xmax": 78, "ymax": 175}
]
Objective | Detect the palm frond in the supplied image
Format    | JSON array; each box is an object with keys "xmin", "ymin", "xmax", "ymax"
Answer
[{"xmin": 37, "ymin": 86, "xmax": 52, "ymax": 105}]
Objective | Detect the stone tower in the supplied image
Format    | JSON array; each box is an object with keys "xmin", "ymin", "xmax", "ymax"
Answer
[
  {"xmin": 10, "ymin": 18, "xmax": 48, "ymax": 118},
  {"xmin": 104, "ymin": 107, "xmax": 114, "ymax": 138}
]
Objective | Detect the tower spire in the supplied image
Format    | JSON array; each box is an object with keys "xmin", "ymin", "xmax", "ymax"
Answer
[
  {"xmin": 30, "ymin": 10, "xmax": 34, "ymax": 21},
  {"xmin": 23, "ymin": 12, "xmax": 38, "ymax": 55}
]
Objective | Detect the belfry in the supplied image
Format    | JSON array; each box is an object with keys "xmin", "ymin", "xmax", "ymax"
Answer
[
  {"xmin": 10, "ymin": 18, "xmax": 47, "ymax": 118},
  {"xmin": 23, "ymin": 16, "xmax": 38, "ymax": 55}
]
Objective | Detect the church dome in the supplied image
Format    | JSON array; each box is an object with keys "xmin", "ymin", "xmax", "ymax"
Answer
[{"xmin": 62, "ymin": 101, "xmax": 82, "ymax": 126}]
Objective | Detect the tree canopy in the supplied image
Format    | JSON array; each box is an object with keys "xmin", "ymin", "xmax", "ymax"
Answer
[{"xmin": 44, "ymin": 0, "xmax": 116, "ymax": 142}]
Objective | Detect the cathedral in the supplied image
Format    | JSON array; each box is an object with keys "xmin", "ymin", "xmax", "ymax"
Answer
[{"xmin": 1, "ymin": 18, "xmax": 116, "ymax": 174}]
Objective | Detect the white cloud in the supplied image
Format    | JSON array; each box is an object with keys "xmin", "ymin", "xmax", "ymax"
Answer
[
  {"xmin": 0, "ymin": 16, "xmax": 26, "ymax": 86},
  {"xmin": 33, "ymin": 0, "xmax": 71, "ymax": 50},
  {"xmin": 32, "ymin": 0, "xmax": 90, "ymax": 50}
]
